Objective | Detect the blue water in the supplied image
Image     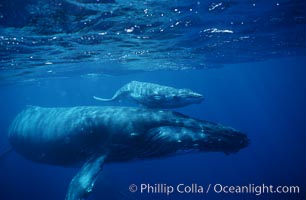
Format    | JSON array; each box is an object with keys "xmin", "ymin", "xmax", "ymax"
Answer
[{"xmin": 1, "ymin": 0, "xmax": 306, "ymax": 200}]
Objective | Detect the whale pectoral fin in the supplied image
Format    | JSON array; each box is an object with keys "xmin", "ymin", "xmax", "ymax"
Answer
[
  {"xmin": 93, "ymin": 95, "xmax": 113, "ymax": 102},
  {"xmin": 65, "ymin": 154, "xmax": 107, "ymax": 200}
]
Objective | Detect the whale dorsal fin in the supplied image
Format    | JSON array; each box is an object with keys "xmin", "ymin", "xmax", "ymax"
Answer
[{"xmin": 65, "ymin": 154, "xmax": 107, "ymax": 200}]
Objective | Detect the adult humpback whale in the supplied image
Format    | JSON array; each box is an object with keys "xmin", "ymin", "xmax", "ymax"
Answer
[
  {"xmin": 93, "ymin": 81, "xmax": 204, "ymax": 108},
  {"xmin": 9, "ymin": 106, "xmax": 248, "ymax": 200}
]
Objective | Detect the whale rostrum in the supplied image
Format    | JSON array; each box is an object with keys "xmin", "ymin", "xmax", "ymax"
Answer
[{"xmin": 8, "ymin": 106, "xmax": 249, "ymax": 200}]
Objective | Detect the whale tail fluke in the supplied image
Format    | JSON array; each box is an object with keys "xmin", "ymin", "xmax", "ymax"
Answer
[{"xmin": 93, "ymin": 96, "xmax": 114, "ymax": 102}]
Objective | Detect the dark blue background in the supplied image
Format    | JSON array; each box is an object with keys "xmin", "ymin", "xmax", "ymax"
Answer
[{"xmin": 1, "ymin": 57, "xmax": 306, "ymax": 199}]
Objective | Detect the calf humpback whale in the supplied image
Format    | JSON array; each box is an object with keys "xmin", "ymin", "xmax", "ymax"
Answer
[
  {"xmin": 8, "ymin": 106, "xmax": 248, "ymax": 200},
  {"xmin": 93, "ymin": 81, "xmax": 204, "ymax": 108}
]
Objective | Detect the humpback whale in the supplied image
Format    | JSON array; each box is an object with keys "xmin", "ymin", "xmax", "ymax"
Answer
[
  {"xmin": 93, "ymin": 81, "xmax": 204, "ymax": 108},
  {"xmin": 8, "ymin": 106, "xmax": 248, "ymax": 200}
]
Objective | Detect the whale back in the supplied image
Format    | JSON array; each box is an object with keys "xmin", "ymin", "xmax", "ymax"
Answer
[
  {"xmin": 8, "ymin": 106, "xmax": 112, "ymax": 165},
  {"xmin": 119, "ymin": 81, "xmax": 204, "ymax": 108}
]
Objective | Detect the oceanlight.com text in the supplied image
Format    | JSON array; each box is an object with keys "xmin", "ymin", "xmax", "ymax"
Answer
[
  {"xmin": 129, "ymin": 183, "xmax": 300, "ymax": 196},
  {"xmin": 213, "ymin": 183, "xmax": 300, "ymax": 196}
]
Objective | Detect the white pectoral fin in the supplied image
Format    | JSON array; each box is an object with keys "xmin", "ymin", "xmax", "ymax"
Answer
[
  {"xmin": 65, "ymin": 154, "xmax": 107, "ymax": 200},
  {"xmin": 93, "ymin": 95, "xmax": 112, "ymax": 102}
]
